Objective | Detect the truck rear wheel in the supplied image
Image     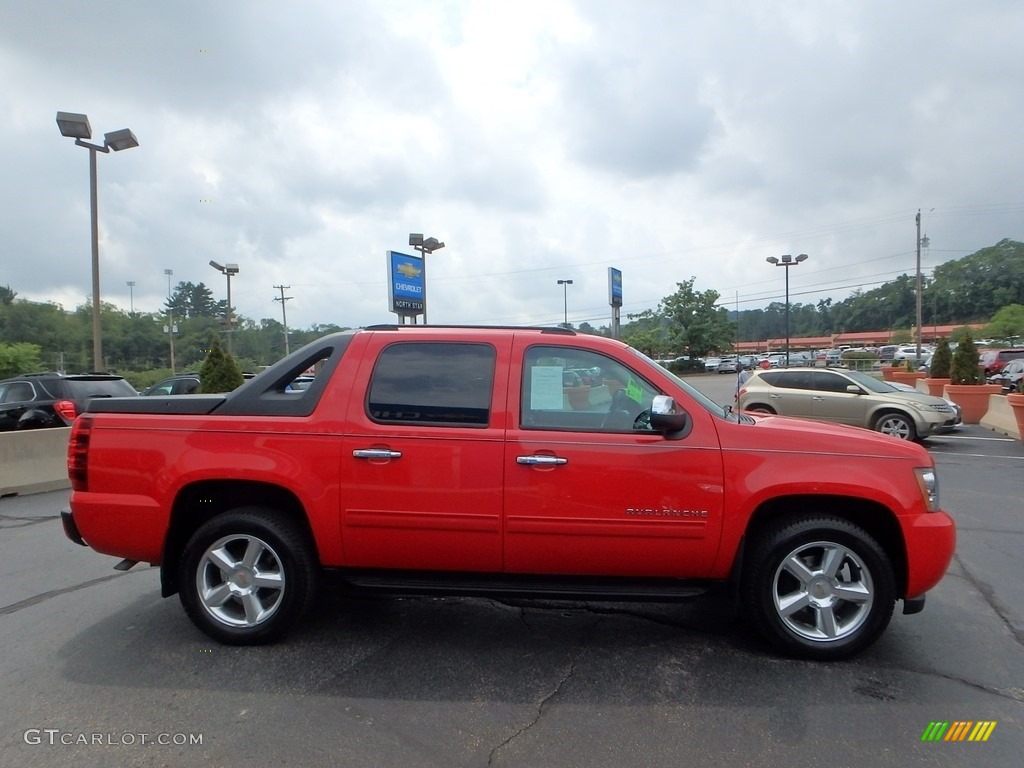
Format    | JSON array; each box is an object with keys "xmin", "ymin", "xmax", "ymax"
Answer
[
  {"xmin": 178, "ymin": 507, "xmax": 317, "ymax": 645},
  {"xmin": 743, "ymin": 516, "xmax": 895, "ymax": 660}
]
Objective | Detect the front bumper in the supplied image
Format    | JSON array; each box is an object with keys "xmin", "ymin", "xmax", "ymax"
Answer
[{"xmin": 904, "ymin": 510, "xmax": 957, "ymax": 598}]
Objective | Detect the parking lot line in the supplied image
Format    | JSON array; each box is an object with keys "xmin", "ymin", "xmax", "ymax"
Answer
[{"xmin": 936, "ymin": 434, "xmax": 1016, "ymax": 442}]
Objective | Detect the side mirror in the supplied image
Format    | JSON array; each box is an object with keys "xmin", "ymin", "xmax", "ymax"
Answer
[
  {"xmin": 846, "ymin": 385, "xmax": 862, "ymax": 394},
  {"xmin": 650, "ymin": 395, "xmax": 690, "ymax": 438}
]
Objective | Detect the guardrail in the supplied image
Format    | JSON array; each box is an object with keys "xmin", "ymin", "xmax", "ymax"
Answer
[{"xmin": 0, "ymin": 428, "xmax": 71, "ymax": 497}]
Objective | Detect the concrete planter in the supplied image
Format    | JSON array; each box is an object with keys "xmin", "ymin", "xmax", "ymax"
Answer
[
  {"xmin": 924, "ymin": 377, "xmax": 951, "ymax": 397},
  {"xmin": 891, "ymin": 370, "xmax": 926, "ymax": 386},
  {"xmin": 943, "ymin": 384, "xmax": 1003, "ymax": 424},
  {"xmin": 1009, "ymin": 392, "xmax": 1024, "ymax": 439}
]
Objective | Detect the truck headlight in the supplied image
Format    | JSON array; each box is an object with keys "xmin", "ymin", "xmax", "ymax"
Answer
[{"xmin": 915, "ymin": 467, "xmax": 939, "ymax": 512}]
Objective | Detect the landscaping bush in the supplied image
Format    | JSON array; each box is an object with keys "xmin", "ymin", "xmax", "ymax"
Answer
[
  {"xmin": 950, "ymin": 330, "xmax": 982, "ymax": 384},
  {"xmin": 929, "ymin": 339, "xmax": 952, "ymax": 378},
  {"xmin": 199, "ymin": 337, "xmax": 244, "ymax": 393}
]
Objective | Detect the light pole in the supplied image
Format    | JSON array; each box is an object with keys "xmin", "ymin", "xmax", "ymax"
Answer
[
  {"xmin": 914, "ymin": 211, "xmax": 930, "ymax": 362},
  {"xmin": 557, "ymin": 279, "xmax": 573, "ymax": 328},
  {"xmin": 209, "ymin": 260, "xmax": 240, "ymax": 353},
  {"xmin": 765, "ymin": 254, "xmax": 808, "ymax": 367},
  {"xmin": 164, "ymin": 268, "xmax": 176, "ymax": 371},
  {"xmin": 409, "ymin": 233, "xmax": 445, "ymax": 324},
  {"xmin": 56, "ymin": 111, "xmax": 139, "ymax": 372},
  {"xmin": 126, "ymin": 281, "xmax": 135, "ymax": 315}
]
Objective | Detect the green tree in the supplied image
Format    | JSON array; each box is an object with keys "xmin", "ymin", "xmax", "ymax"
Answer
[
  {"xmin": 198, "ymin": 336, "xmax": 244, "ymax": 393},
  {"xmin": 634, "ymin": 277, "xmax": 734, "ymax": 357},
  {"xmin": 929, "ymin": 338, "xmax": 952, "ymax": 379},
  {"xmin": 984, "ymin": 303, "xmax": 1024, "ymax": 343},
  {"xmin": 0, "ymin": 342, "xmax": 43, "ymax": 377},
  {"xmin": 168, "ymin": 281, "xmax": 221, "ymax": 320},
  {"xmin": 931, "ymin": 239, "xmax": 1024, "ymax": 322},
  {"xmin": 950, "ymin": 329, "xmax": 982, "ymax": 384}
]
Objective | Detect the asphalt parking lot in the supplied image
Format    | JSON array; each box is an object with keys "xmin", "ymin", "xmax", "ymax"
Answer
[{"xmin": 0, "ymin": 378, "xmax": 1021, "ymax": 767}]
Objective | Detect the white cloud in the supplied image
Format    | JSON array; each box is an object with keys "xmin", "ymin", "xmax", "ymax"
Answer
[{"xmin": 1, "ymin": 0, "xmax": 1022, "ymax": 338}]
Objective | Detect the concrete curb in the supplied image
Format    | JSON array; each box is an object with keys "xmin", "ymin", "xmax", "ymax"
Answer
[
  {"xmin": 980, "ymin": 394, "xmax": 1022, "ymax": 439},
  {"xmin": 0, "ymin": 428, "xmax": 72, "ymax": 497}
]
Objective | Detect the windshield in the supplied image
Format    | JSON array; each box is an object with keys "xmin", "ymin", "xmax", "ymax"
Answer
[{"xmin": 629, "ymin": 348, "xmax": 730, "ymax": 418}]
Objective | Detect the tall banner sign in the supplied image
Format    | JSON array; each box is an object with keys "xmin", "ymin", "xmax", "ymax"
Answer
[
  {"xmin": 608, "ymin": 267, "xmax": 623, "ymax": 307},
  {"xmin": 608, "ymin": 267, "xmax": 622, "ymax": 339},
  {"xmin": 387, "ymin": 251, "xmax": 424, "ymax": 320}
]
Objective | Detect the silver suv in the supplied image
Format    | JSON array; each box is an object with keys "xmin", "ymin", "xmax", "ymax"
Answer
[{"xmin": 737, "ymin": 367, "xmax": 957, "ymax": 441}]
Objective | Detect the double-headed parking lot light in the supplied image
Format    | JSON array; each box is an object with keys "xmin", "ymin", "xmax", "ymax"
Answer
[
  {"xmin": 56, "ymin": 111, "xmax": 139, "ymax": 372},
  {"xmin": 557, "ymin": 279, "xmax": 574, "ymax": 328},
  {"xmin": 209, "ymin": 261, "xmax": 241, "ymax": 354},
  {"xmin": 409, "ymin": 234, "xmax": 445, "ymax": 324},
  {"xmin": 766, "ymin": 254, "xmax": 808, "ymax": 368}
]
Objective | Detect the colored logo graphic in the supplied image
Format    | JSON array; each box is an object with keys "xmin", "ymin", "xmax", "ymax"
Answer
[
  {"xmin": 396, "ymin": 262, "xmax": 422, "ymax": 279},
  {"xmin": 921, "ymin": 721, "xmax": 996, "ymax": 742}
]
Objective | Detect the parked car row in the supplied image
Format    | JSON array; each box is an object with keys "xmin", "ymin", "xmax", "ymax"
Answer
[
  {"xmin": 979, "ymin": 348, "xmax": 1024, "ymax": 376},
  {"xmin": 0, "ymin": 372, "xmax": 138, "ymax": 431}
]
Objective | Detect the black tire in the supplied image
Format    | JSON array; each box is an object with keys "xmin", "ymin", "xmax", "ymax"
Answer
[
  {"xmin": 178, "ymin": 507, "xmax": 318, "ymax": 645},
  {"xmin": 746, "ymin": 405, "xmax": 775, "ymax": 415},
  {"xmin": 742, "ymin": 516, "xmax": 895, "ymax": 660},
  {"xmin": 874, "ymin": 412, "xmax": 916, "ymax": 441}
]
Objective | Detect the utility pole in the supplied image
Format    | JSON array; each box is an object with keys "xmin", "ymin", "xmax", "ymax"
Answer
[
  {"xmin": 915, "ymin": 210, "xmax": 923, "ymax": 362},
  {"xmin": 274, "ymin": 285, "xmax": 293, "ymax": 356},
  {"xmin": 165, "ymin": 268, "xmax": 176, "ymax": 372}
]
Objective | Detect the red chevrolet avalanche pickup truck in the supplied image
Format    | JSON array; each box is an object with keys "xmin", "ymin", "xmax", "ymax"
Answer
[{"xmin": 63, "ymin": 326, "xmax": 956, "ymax": 660}]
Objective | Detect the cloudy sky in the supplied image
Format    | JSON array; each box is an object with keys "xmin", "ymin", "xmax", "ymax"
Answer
[{"xmin": 3, "ymin": 0, "xmax": 1023, "ymax": 333}]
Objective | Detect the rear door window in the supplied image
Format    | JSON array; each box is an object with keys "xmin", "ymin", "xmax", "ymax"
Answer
[
  {"xmin": 812, "ymin": 371, "xmax": 856, "ymax": 393},
  {"xmin": 763, "ymin": 370, "xmax": 814, "ymax": 390},
  {"xmin": 367, "ymin": 342, "xmax": 495, "ymax": 426}
]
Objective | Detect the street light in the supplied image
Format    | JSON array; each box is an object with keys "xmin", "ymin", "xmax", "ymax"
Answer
[
  {"xmin": 765, "ymin": 253, "xmax": 808, "ymax": 367},
  {"xmin": 409, "ymin": 233, "xmax": 445, "ymax": 324},
  {"xmin": 164, "ymin": 269, "xmax": 176, "ymax": 371},
  {"xmin": 209, "ymin": 260, "xmax": 240, "ymax": 353},
  {"xmin": 915, "ymin": 210, "xmax": 930, "ymax": 361},
  {"xmin": 557, "ymin": 279, "xmax": 574, "ymax": 328},
  {"xmin": 56, "ymin": 111, "xmax": 138, "ymax": 371}
]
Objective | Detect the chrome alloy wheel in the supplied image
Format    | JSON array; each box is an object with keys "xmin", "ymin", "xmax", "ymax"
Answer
[
  {"xmin": 771, "ymin": 540, "xmax": 874, "ymax": 642},
  {"xmin": 196, "ymin": 534, "xmax": 286, "ymax": 628},
  {"xmin": 877, "ymin": 413, "xmax": 914, "ymax": 440}
]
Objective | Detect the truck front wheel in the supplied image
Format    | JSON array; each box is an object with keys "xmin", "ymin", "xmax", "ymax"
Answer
[
  {"xmin": 178, "ymin": 507, "xmax": 318, "ymax": 645},
  {"xmin": 743, "ymin": 516, "xmax": 896, "ymax": 660}
]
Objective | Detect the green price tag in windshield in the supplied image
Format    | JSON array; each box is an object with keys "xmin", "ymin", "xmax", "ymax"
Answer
[{"xmin": 625, "ymin": 379, "xmax": 644, "ymax": 404}]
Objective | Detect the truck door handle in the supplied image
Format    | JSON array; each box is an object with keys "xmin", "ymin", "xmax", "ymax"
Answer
[
  {"xmin": 516, "ymin": 455, "xmax": 568, "ymax": 466},
  {"xmin": 353, "ymin": 448, "xmax": 403, "ymax": 460}
]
